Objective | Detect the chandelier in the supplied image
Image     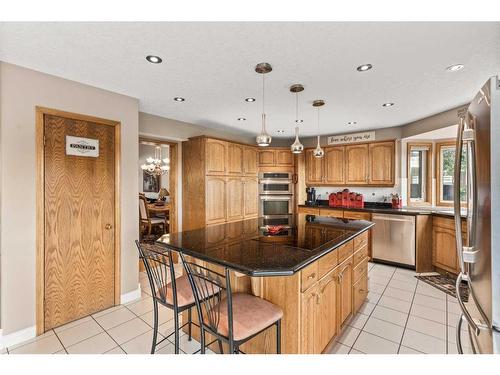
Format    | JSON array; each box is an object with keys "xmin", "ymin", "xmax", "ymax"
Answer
[{"xmin": 141, "ymin": 146, "xmax": 170, "ymax": 176}]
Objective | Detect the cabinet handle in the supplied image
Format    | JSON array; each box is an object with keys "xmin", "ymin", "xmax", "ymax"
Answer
[
  {"xmin": 359, "ymin": 289, "xmax": 366, "ymax": 293},
  {"xmin": 316, "ymin": 293, "xmax": 321, "ymax": 305},
  {"xmin": 307, "ymin": 273, "xmax": 316, "ymax": 280}
]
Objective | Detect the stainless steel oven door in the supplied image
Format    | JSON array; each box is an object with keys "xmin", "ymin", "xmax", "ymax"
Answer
[
  {"xmin": 258, "ymin": 179, "xmax": 293, "ymax": 195},
  {"xmin": 259, "ymin": 195, "xmax": 293, "ymax": 216}
]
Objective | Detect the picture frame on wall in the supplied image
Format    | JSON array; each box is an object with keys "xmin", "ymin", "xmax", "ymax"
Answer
[{"xmin": 143, "ymin": 172, "xmax": 160, "ymax": 192}]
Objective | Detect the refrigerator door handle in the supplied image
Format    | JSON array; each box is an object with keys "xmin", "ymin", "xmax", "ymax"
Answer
[
  {"xmin": 456, "ymin": 272, "xmax": 490, "ymax": 336},
  {"xmin": 454, "ymin": 116, "xmax": 466, "ymax": 273}
]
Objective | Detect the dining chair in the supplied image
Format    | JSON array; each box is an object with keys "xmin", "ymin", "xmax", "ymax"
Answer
[
  {"xmin": 180, "ymin": 253, "xmax": 283, "ymax": 354},
  {"xmin": 139, "ymin": 194, "xmax": 166, "ymax": 236}
]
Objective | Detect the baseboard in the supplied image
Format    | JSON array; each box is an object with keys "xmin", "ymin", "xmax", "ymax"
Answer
[
  {"xmin": 120, "ymin": 283, "xmax": 141, "ymax": 304},
  {"xmin": 0, "ymin": 325, "xmax": 36, "ymax": 349}
]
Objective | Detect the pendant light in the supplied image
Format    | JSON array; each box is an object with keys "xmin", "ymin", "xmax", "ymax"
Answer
[
  {"xmin": 313, "ymin": 100, "xmax": 325, "ymax": 158},
  {"xmin": 290, "ymin": 84, "xmax": 304, "ymax": 154},
  {"xmin": 255, "ymin": 62, "xmax": 272, "ymax": 147}
]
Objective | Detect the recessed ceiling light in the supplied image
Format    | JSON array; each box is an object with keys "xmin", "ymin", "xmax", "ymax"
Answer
[
  {"xmin": 146, "ymin": 55, "xmax": 162, "ymax": 64},
  {"xmin": 382, "ymin": 102, "xmax": 395, "ymax": 107},
  {"xmin": 277, "ymin": 130, "xmax": 285, "ymax": 134},
  {"xmin": 356, "ymin": 64, "xmax": 373, "ymax": 72},
  {"xmin": 173, "ymin": 97, "xmax": 185, "ymax": 102},
  {"xmin": 295, "ymin": 119, "xmax": 304, "ymax": 123},
  {"xmin": 446, "ymin": 64, "xmax": 464, "ymax": 72},
  {"xmin": 245, "ymin": 97, "xmax": 256, "ymax": 102},
  {"xmin": 237, "ymin": 118, "xmax": 246, "ymax": 121},
  {"xmin": 348, "ymin": 121, "xmax": 357, "ymax": 125}
]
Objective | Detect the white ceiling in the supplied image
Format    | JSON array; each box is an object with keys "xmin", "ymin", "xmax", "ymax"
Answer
[
  {"xmin": 1, "ymin": 22, "xmax": 499, "ymax": 138},
  {"xmin": 405, "ymin": 124, "xmax": 458, "ymax": 140}
]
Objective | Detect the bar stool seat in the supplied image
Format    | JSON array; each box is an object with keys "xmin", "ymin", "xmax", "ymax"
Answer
[{"xmin": 210, "ymin": 293, "xmax": 283, "ymax": 341}]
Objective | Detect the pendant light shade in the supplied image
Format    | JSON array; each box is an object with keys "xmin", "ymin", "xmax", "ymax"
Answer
[
  {"xmin": 255, "ymin": 63, "xmax": 272, "ymax": 147},
  {"xmin": 290, "ymin": 84, "xmax": 304, "ymax": 154},
  {"xmin": 313, "ymin": 100, "xmax": 325, "ymax": 158}
]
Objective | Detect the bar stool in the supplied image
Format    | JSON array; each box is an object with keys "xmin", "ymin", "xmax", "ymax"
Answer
[
  {"xmin": 135, "ymin": 241, "xmax": 219, "ymax": 354},
  {"xmin": 180, "ymin": 253, "xmax": 283, "ymax": 354}
]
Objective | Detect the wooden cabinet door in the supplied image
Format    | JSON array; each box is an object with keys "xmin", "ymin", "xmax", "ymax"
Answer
[
  {"xmin": 258, "ymin": 150, "xmax": 275, "ymax": 166},
  {"xmin": 243, "ymin": 147, "xmax": 258, "ymax": 175},
  {"xmin": 206, "ymin": 176, "xmax": 227, "ymax": 225},
  {"xmin": 276, "ymin": 150, "xmax": 294, "ymax": 166},
  {"xmin": 226, "ymin": 177, "xmax": 244, "ymax": 222},
  {"xmin": 317, "ymin": 270, "xmax": 338, "ymax": 351},
  {"xmin": 305, "ymin": 149, "xmax": 324, "ymax": 184},
  {"xmin": 227, "ymin": 143, "xmax": 244, "ymax": 175},
  {"xmin": 345, "ymin": 144, "xmax": 369, "ymax": 185},
  {"xmin": 243, "ymin": 177, "xmax": 258, "ymax": 218},
  {"xmin": 300, "ymin": 283, "xmax": 320, "ymax": 354},
  {"xmin": 337, "ymin": 257, "xmax": 353, "ymax": 328},
  {"xmin": 432, "ymin": 224, "xmax": 459, "ymax": 273},
  {"xmin": 324, "ymin": 146, "xmax": 345, "ymax": 185},
  {"xmin": 369, "ymin": 141, "xmax": 395, "ymax": 185},
  {"xmin": 353, "ymin": 272, "xmax": 368, "ymax": 314},
  {"xmin": 205, "ymin": 139, "xmax": 227, "ymax": 175}
]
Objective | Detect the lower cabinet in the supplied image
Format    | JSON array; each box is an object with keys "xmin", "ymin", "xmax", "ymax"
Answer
[
  {"xmin": 300, "ymin": 282, "xmax": 321, "ymax": 354},
  {"xmin": 353, "ymin": 272, "xmax": 368, "ymax": 313},
  {"xmin": 432, "ymin": 216, "xmax": 466, "ymax": 274},
  {"xmin": 336, "ymin": 257, "xmax": 353, "ymax": 329}
]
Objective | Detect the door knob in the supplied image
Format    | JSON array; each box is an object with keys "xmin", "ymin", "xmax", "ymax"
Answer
[{"xmin": 105, "ymin": 224, "xmax": 112, "ymax": 230}]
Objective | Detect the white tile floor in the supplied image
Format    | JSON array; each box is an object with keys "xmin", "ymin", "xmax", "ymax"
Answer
[{"xmin": 2, "ymin": 261, "xmax": 471, "ymax": 354}]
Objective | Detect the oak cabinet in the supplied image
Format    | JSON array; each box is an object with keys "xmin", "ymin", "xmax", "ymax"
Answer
[
  {"xmin": 259, "ymin": 148, "xmax": 295, "ymax": 167},
  {"xmin": 317, "ymin": 270, "xmax": 338, "ymax": 350},
  {"xmin": 336, "ymin": 257, "xmax": 353, "ymax": 328},
  {"xmin": 243, "ymin": 147, "xmax": 258, "ymax": 176},
  {"xmin": 369, "ymin": 141, "xmax": 395, "ymax": 185},
  {"xmin": 227, "ymin": 143, "xmax": 244, "ymax": 175},
  {"xmin": 205, "ymin": 138, "xmax": 227, "ymax": 175},
  {"xmin": 276, "ymin": 150, "xmax": 294, "ymax": 166},
  {"xmin": 300, "ymin": 283, "xmax": 321, "ymax": 353},
  {"xmin": 305, "ymin": 149, "xmax": 324, "ymax": 184},
  {"xmin": 324, "ymin": 146, "xmax": 345, "ymax": 184},
  {"xmin": 352, "ymin": 272, "xmax": 368, "ymax": 313},
  {"xmin": 432, "ymin": 216, "xmax": 465, "ymax": 274},
  {"xmin": 206, "ymin": 176, "xmax": 227, "ymax": 225},
  {"xmin": 243, "ymin": 177, "xmax": 259, "ymax": 218},
  {"xmin": 345, "ymin": 144, "xmax": 369, "ymax": 185},
  {"xmin": 226, "ymin": 177, "xmax": 244, "ymax": 222},
  {"xmin": 258, "ymin": 150, "xmax": 275, "ymax": 166}
]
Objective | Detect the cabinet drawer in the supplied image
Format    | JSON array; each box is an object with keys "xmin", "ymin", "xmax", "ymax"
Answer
[
  {"xmin": 319, "ymin": 208, "xmax": 344, "ymax": 218},
  {"xmin": 318, "ymin": 250, "xmax": 339, "ymax": 279},
  {"xmin": 353, "ymin": 258, "xmax": 368, "ymax": 283},
  {"xmin": 344, "ymin": 210, "xmax": 371, "ymax": 221},
  {"xmin": 353, "ymin": 272, "xmax": 368, "ymax": 314},
  {"xmin": 353, "ymin": 244, "xmax": 369, "ymax": 266},
  {"xmin": 353, "ymin": 231, "xmax": 369, "ymax": 251},
  {"xmin": 301, "ymin": 262, "xmax": 319, "ymax": 292},
  {"xmin": 337, "ymin": 241, "xmax": 354, "ymax": 264},
  {"xmin": 298, "ymin": 207, "xmax": 320, "ymax": 215}
]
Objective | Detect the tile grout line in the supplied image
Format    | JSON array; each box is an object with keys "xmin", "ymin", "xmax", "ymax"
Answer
[
  {"xmin": 52, "ymin": 329, "xmax": 69, "ymax": 354},
  {"xmin": 90, "ymin": 315, "xmax": 125, "ymax": 354},
  {"xmin": 396, "ymin": 277, "xmax": 419, "ymax": 353}
]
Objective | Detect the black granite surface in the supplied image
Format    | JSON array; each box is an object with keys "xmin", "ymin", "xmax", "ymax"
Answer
[{"xmin": 155, "ymin": 214, "xmax": 374, "ymax": 276}]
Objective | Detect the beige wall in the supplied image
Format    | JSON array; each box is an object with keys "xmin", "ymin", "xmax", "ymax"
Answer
[{"xmin": 0, "ymin": 62, "xmax": 140, "ymax": 335}]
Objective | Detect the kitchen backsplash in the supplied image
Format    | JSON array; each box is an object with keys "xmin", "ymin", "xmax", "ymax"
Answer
[{"xmin": 313, "ymin": 186, "xmax": 401, "ymax": 203}]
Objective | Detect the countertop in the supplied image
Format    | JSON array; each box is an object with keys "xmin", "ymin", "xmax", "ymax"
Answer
[{"xmin": 155, "ymin": 215, "xmax": 374, "ymax": 277}]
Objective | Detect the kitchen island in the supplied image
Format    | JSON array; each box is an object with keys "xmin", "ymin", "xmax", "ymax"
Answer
[{"xmin": 156, "ymin": 214, "xmax": 373, "ymax": 354}]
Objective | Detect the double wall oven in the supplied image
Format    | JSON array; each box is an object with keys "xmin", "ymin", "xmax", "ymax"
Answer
[{"xmin": 258, "ymin": 172, "xmax": 294, "ymax": 217}]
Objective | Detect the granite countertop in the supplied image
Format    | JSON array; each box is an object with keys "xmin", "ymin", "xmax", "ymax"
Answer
[{"xmin": 155, "ymin": 215, "xmax": 374, "ymax": 277}]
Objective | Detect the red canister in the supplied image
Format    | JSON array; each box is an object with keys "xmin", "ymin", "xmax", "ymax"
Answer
[
  {"xmin": 341, "ymin": 189, "xmax": 350, "ymax": 207},
  {"xmin": 355, "ymin": 194, "xmax": 364, "ymax": 208}
]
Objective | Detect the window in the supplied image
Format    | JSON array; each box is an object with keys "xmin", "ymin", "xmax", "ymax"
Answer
[
  {"xmin": 407, "ymin": 143, "xmax": 432, "ymax": 205},
  {"xmin": 436, "ymin": 141, "xmax": 467, "ymax": 206}
]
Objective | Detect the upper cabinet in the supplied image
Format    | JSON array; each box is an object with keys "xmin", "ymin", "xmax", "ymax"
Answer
[
  {"xmin": 227, "ymin": 143, "xmax": 244, "ymax": 175},
  {"xmin": 205, "ymin": 139, "xmax": 227, "ymax": 175},
  {"xmin": 305, "ymin": 140, "xmax": 395, "ymax": 187},
  {"xmin": 259, "ymin": 148, "xmax": 295, "ymax": 167},
  {"xmin": 368, "ymin": 141, "xmax": 395, "ymax": 185},
  {"xmin": 242, "ymin": 146, "xmax": 259, "ymax": 175}
]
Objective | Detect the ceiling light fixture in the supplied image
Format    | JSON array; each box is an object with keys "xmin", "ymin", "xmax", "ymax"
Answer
[
  {"xmin": 348, "ymin": 121, "xmax": 357, "ymax": 125},
  {"xmin": 237, "ymin": 117, "xmax": 246, "ymax": 121},
  {"xmin": 295, "ymin": 119, "xmax": 303, "ymax": 123},
  {"xmin": 255, "ymin": 62, "xmax": 273, "ymax": 147},
  {"xmin": 146, "ymin": 55, "xmax": 162, "ymax": 64},
  {"xmin": 173, "ymin": 97, "xmax": 185, "ymax": 102},
  {"xmin": 356, "ymin": 64, "xmax": 373, "ymax": 72},
  {"xmin": 245, "ymin": 97, "xmax": 256, "ymax": 102},
  {"xmin": 446, "ymin": 64, "xmax": 464, "ymax": 72},
  {"xmin": 313, "ymin": 100, "xmax": 325, "ymax": 158},
  {"xmin": 382, "ymin": 102, "xmax": 394, "ymax": 107},
  {"xmin": 290, "ymin": 84, "xmax": 305, "ymax": 154},
  {"xmin": 277, "ymin": 130, "xmax": 285, "ymax": 134}
]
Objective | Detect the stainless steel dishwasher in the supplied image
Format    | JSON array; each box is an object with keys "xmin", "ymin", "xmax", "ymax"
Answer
[{"xmin": 371, "ymin": 213, "xmax": 416, "ymax": 268}]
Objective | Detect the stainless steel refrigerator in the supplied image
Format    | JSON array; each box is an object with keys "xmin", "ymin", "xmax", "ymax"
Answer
[{"xmin": 454, "ymin": 76, "xmax": 499, "ymax": 354}]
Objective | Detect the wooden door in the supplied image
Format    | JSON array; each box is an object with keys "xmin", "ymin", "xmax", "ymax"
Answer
[
  {"xmin": 345, "ymin": 144, "xmax": 369, "ymax": 185},
  {"xmin": 43, "ymin": 113, "xmax": 116, "ymax": 330},
  {"xmin": 205, "ymin": 138, "xmax": 227, "ymax": 175},
  {"xmin": 336, "ymin": 258, "xmax": 353, "ymax": 328},
  {"xmin": 300, "ymin": 283, "xmax": 320, "ymax": 354},
  {"xmin": 276, "ymin": 150, "xmax": 294, "ymax": 166},
  {"xmin": 258, "ymin": 150, "xmax": 275, "ymax": 166},
  {"xmin": 206, "ymin": 176, "xmax": 227, "ymax": 225},
  {"xmin": 227, "ymin": 143, "xmax": 244, "ymax": 175},
  {"xmin": 243, "ymin": 177, "xmax": 259, "ymax": 218},
  {"xmin": 432, "ymin": 223, "xmax": 459, "ymax": 273},
  {"xmin": 243, "ymin": 147, "xmax": 258, "ymax": 175},
  {"xmin": 324, "ymin": 146, "xmax": 345, "ymax": 184},
  {"xmin": 317, "ymin": 270, "xmax": 338, "ymax": 351},
  {"xmin": 305, "ymin": 149, "xmax": 324, "ymax": 184},
  {"xmin": 226, "ymin": 177, "xmax": 244, "ymax": 222},
  {"xmin": 369, "ymin": 141, "xmax": 395, "ymax": 185}
]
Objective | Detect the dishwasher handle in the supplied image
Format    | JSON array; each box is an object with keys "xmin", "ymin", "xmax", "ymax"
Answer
[{"xmin": 372, "ymin": 214, "xmax": 415, "ymax": 223}]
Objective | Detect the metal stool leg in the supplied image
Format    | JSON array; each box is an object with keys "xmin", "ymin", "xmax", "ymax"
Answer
[
  {"xmin": 200, "ymin": 327, "xmax": 206, "ymax": 354},
  {"xmin": 173, "ymin": 310, "xmax": 180, "ymax": 354},
  {"xmin": 217, "ymin": 339, "xmax": 224, "ymax": 354},
  {"xmin": 188, "ymin": 308, "xmax": 192, "ymax": 341},
  {"xmin": 276, "ymin": 319, "xmax": 281, "ymax": 354},
  {"xmin": 151, "ymin": 300, "xmax": 159, "ymax": 354}
]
